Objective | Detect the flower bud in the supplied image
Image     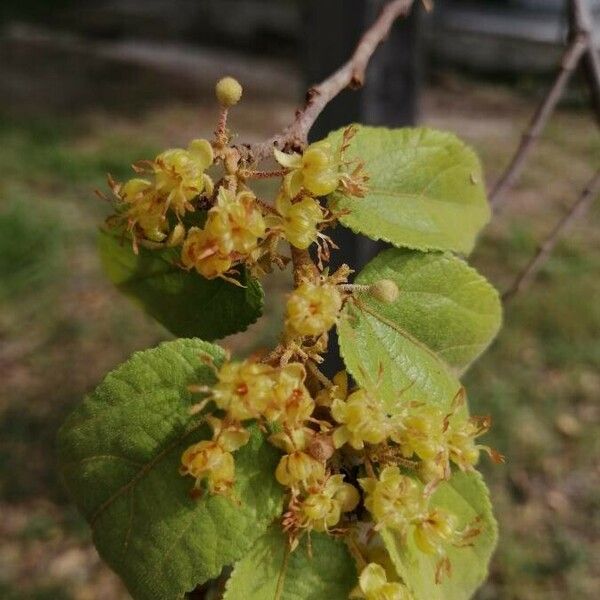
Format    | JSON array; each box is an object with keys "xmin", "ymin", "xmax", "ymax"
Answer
[
  {"xmin": 215, "ymin": 77, "xmax": 243, "ymax": 107},
  {"xmin": 370, "ymin": 279, "xmax": 399, "ymax": 303},
  {"xmin": 307, "ymin": 433, "xmax": 335, "ymax": 462}
]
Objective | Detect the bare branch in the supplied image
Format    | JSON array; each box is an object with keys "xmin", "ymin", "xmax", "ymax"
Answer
[
  {"xmin": 489, "ymin": 33, "xmax": 589, "ymax": 209},
  {"xmin": 502, "ymin": 169, "xmax": 600, "ymax": 302},
  {"xmin": 246, "ymin": 0, "xmax": 415, "ymax": 163}
]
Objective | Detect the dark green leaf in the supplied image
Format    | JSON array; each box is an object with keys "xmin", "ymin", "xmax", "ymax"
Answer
[
  {"xmin": 58, "ymin": 338, "xmax": 283, "ymax": 600},
  {"xmin": 99, "ymin": 229, "xmax": 264, "ymax": 340}
]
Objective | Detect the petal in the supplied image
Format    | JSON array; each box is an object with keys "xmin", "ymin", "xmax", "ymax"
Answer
[
  {"xmin": 274, "ymin": 147, "xmax": 302, "ymax": 169},
  {"xmin": 359, "ymin": 563, "xmax": 388, "ymax": 593},
  {"xmin": 188, "ymin": 138, "xmax": 214, "ymax": 168},
  {"xmin": 284, "ymin": 170, "xmax": 303, "ymax": 198}
]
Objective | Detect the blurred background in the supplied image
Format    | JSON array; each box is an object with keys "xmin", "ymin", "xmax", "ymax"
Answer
[{"xmin": 1, "ymin": 1, "xmax": 599, "ymax": 599}]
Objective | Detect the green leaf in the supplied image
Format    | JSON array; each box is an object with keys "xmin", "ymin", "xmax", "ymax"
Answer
[
  {"xmin": 354, "ymin": 248, "xmax": 502, "ymax": 374},
  {"xmin": 223, "ymin": 526, "xmax": 357, "ymax": 600},
  {"xmin": 381, "ymin": 470, "xmax": 497, "ymax": 600},
  {"xmin": 99, "ymin": 229, "xmax": 264, "ymax": 340},
  {"xmin": 58, "ymin": 339, "xmax": 284, "ymax": 600},
  {"xmin": 327, "ymin": 126, "xmax": 490, "ymax": 255},
  {"xmin": 338, "ymin": 299, "xmax": 462, "ymax": 413}
]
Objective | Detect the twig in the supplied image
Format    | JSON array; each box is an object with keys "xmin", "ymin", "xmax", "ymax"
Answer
[
  {"xmin": 246, "ymin": 0, "xmax": 415, "ymax": 162},
  {"xmin": 502, "ymin": 169, "xmax": 600, "ymax": 302},
  {"xmin": 489, "ymin": 32, "xmax": 589, "ymax": 209},
  {"xmin": 290, "ymin": 246, "xmax": 319, "ymax": 286}
]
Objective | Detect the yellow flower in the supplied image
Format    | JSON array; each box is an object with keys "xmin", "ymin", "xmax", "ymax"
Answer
[
  {"xmin": 413, "ymin": 509, "xmax": 458, "ymax": 557},
  {"xmin": 275, "ymin": 193, "xmax": 324, "ymax": 249},
  {"xmin": 180, "ymin": 416, "xmax": 250, "ymax": 496},
  {"xmin": 285, "ymin": 281, "xmax": 343, "ymax": 338},
  {"xmin": 180, "ymin": 440, "xmax": 235, "ymax": 495},
  {"xmin": 181, "ymin": 224, "xmax": 233, "ymax": 279},
  {"xmin": 119, "ymin": 178, "xmax": 168, "ymax": 242},
  {"xmin": 393, "ymin": 405, "xmax": 447, "ymax": 462},
  {"xmin": 274, "ymin": 141, "xmax": 340, "ymax": 197},
  {"xmin": 275, "ymin": 451, "xmax": 325, "ymax": 489},
  {"xmin": 359, "ymin": 466, "xmax": 426, "ymax": 533},
  {"xmin": 331, "ymin": 389, "xmax": 390, "ymax": 450},
  {"xmin": 206, "ymin": 416, "xmax": 251, "ymax": 452},
  {"xmin": 265, "ymin": 362, "xmax": 314, "ymax": 427},
  {"xmin": 446, "ymin": 415, "xmax": 493, "ymax": 472},
  {"xmin": 298, "ymin": 474, "xmax": 359, "ymax": 532},
  {"xmin": 315, "ymin": 369, "xmax": 348, "ymax": 407},
  {"xmin": 211, "ymin": 188, "xmax": 266, "ymax": 254},
  {"xmin": 212, "ymin": 360, "xmax": 276, "ymax": 421},
  {"xmin": 153, "ymin": 139, "xmax": 214, "ymax": 215},
  {"xmin": 352, "ymin": 563, "xmax": 412, "ymax": 600}
]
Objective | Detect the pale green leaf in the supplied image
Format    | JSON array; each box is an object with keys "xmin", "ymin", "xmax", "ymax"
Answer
[
  {"xmin": 381, "ymin": 470, "xmax": 497, "ymax": 600},
  {"xmin": 58, "ymin": 338, "xmax": 283, "ymax": 600},
  {"xmin": 327, "ymin": 126, "xmax": 490, "ymax": 254},
  {"xmin": 99, "ymin": 229, "xmax": 264, "ymax": 340},
  {"xmin": 354, "ymin": 248, "xmax": 502, "ymax": 374},
  {"xmin": 338, "ymin": 299, "xmax": 462, "ymax": 412},
  {"xmin": 223, "ymin": 526, "xmax": 356, "ymax": 600}
]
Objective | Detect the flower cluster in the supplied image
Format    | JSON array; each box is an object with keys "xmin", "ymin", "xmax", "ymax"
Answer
[
  {"xmin": 180, "ymin": 358, "xmax": 360, "ymax": 545},
  {"xmin": 359, "ymin": 465, "xmax": 482, "ymax": 582},
  {"xmin": 105, "ymin": 77, "xmax": 368, "ymax": 282},
  {"xmin": 181, "ymin": 188, "xmax": 267, "ymax": 279},
  {"xmin": 109, "ymin": 139, "xmax": 214, "ymax": 245},
  {"xmin": 330, "ymin": 388, "xmax": 500, "ymax": 484},
  {"xmin": 390, "ymin": 398, "xmax": 501, "ymax": 482}
]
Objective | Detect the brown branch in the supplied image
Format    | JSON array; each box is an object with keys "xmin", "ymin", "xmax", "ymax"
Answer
[
  {"xmin": 246, "ymin": 0, "xmax": 416, "ymax": 163},
  {"xmin": 502, "ymin": 169, "xmax": 600, "ymax": 302},
  {"xmin": 290, "ymin": 246, "xmax": 319, "ymax": 286},
  {"xmin": 489, "ymin": 32, "xmax": 589, "ymax": 209}
]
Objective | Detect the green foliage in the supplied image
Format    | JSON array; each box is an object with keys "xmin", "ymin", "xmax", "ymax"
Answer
[
  {"xmin": 355, "ymin": 248, "xmax": 502, "ymax": 374},
  {"xmin": 338, "ymin": 300, "xmax": 462, "ymax": 409},
  {"xmin": 223, "ymin": 526, "xmax": 356, "ymax": 600},
  {"xmin": 54, "ymin": 98, "xmax": 500, "ymax": 599},
  {"xmin": 381, "ymin": 471, "xmax": 497, "ymax": 600},
  {"xmin": 99, "ymin": 229, "xmax": 264, "ymax": 340},
  {"xmin": 327, "ymin": 126, "xmax": 490, "ymax": 255},
  {"xmin": 58, "ymin": 339, "xmax": 284, "ymax": 600},
  {"xmin": 338, "ymin": 248, "xmax": 501, "ymax": 409}
]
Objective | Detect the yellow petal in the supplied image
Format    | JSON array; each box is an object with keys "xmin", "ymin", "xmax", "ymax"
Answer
[
  {"xmin": 359, "ymin": 563, "xmax": 388, "ymax": 594},
  {"xmin": 188, "ymin": 138, "xmax": 214, "ymax": 168},
  {"xmin": 274, "ymin": 147, "xmax": 302, "ymax": 169}
]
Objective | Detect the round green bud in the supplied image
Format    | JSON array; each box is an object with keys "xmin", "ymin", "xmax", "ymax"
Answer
[
  {"xmin": 370, "ymin": 279, "xmax": 399, "ymax": 303},
  {"xmin": 215, "ymin": 77, "xmax": 243, "ymax": 107}
]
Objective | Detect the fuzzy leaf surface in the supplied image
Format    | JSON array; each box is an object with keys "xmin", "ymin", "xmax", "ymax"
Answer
[
  {"xmin": 99, "ymin": 229, "xmax": 264, "ymax": 340},
  {"xmin": 381, "ymin": 471, "xmax": 497, "ymax": 600},
  {"xmin": 58, "ymin": 338, "xmax": 283, "ymax": 600},
  {"xmin": 223, "ymin": 526, "xmax": 356, "ymax": 600},
  {"xmin": 327, "ymin": 126, "xmax": 490, "ymax": 254},
  {"xmin": 338, "ymin": 302, "xmax": 461, "ymax": 412},
  {"xmin": 354, "ymin": 248, "xmax": 502, "ymax": 374}
]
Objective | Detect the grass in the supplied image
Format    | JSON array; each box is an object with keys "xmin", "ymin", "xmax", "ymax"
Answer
[{"xmin": 1, "ymin": 78, "xmax": 599, "ymax": 599}]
